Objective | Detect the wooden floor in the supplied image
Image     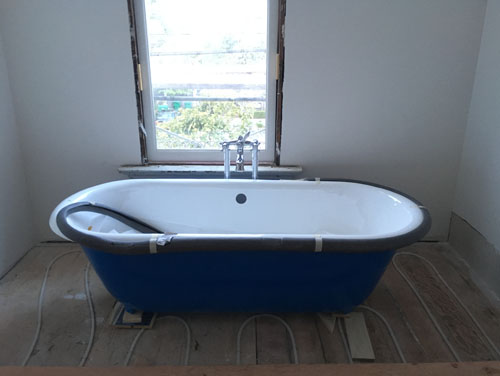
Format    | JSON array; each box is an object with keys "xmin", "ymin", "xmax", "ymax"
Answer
[
  {"xmin": 2, "ymin": 362, "xmax": 500, "ymax": 376},
  {"xmin": 0, "ymin": 242, "xmax": 499, "ymax": 367}
]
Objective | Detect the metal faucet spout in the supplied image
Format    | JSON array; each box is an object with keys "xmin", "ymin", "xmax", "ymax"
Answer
[
  {"xmin": 235, "ymin": 138, "xmax": 245, "ymax": 172},
  {"xmin": 220, "ymin": 132, "xmax": 260, "ymax": 179}
]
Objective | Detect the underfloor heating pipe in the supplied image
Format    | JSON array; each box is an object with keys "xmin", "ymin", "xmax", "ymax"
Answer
[
  {"xmin": 22, "ymin": 251, "xmax": 95, "ymax": 367},
  {"xmin": 124, "ymin": 315, "xmax": 192, "ymax": 366},
  {"xmin": 393, "ymin": 252, "xmax": 500, "ymax": 361},
  {"xmin": 236, "ymin": 313, "xmax": 299, "ymax": 365}
]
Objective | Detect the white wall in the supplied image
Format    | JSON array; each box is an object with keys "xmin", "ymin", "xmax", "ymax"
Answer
[
  {"xmin": 454, "ymin": 0, "xmax": 500, "ymax": 249},
  {"xmin": 0, "ymin": 31, "xmax": 35, "ymax": 276},
  {"xmin": 0, "ymin": 0, "xmax": 142, "ymax": 240},
  {"xmin": 0, "ymin": 0, "xmax": 488, "ymax": 241},
  {"xmin": 281, "ymin": 0, "xmax": 486, "ymax": 239}
]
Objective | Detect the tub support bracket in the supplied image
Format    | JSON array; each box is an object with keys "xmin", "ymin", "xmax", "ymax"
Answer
[{"xmin": 111, "ymin": 303, "xmax": 156, "ymax": 329}]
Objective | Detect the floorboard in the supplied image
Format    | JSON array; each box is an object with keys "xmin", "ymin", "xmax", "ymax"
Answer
[
  {"xmin": 285, "ymin": 313, "xmax": 325, "ymax": 364},
  {"xmin": 256, "ymin": 315, "xmax": 291, "ymax": 364},
  {"xmin": 187, "ymin": 313, "xmax": 256, "ymax": 366},
  {"xmin": 364, "ymin": 281, "xmax": 426, "ymax": 363},
  {"xmin": 128, "ymin": 316, "xmax": 189, "ymax": 366},
  {"xmin": 383, "ymin": 259, "xmax": 456, "ymax": 361},
  {"xmin": 1, "ymin": 362, "xmax": 500, "ymax": 376},
  {"xmin": 393, "ymin": 251, "xmax": 492, "ymax": 361}
]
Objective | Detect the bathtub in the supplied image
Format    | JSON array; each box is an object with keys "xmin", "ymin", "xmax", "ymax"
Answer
[{"xmin": 50, "ymin": 179, "xmax": 430, "ymax": 313}]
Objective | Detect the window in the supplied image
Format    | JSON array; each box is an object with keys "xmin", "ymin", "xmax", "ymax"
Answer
[{"xmin": 133, "ymin": 0, "xmax": 282, "ymax": 163}]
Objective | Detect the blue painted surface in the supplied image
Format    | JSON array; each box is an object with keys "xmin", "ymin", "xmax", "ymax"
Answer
[{"xmin": 83, "ymin": 247, "xmax": 394, "ymax": 313}]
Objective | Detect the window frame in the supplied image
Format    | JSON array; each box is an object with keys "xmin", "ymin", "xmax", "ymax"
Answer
[{"xmin": 131, "ymin": 0, "xmax": 284, "ymax": 165}]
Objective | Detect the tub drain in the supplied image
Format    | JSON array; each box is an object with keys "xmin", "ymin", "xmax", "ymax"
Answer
[{"xmin": 236, "ymin": 193, "xmax": 247, "ymax": 204}]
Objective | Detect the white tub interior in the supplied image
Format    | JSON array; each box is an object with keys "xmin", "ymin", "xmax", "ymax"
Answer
[{"xmin": 50, "ymin": 179, "xmax": 424, "ymax": 242}]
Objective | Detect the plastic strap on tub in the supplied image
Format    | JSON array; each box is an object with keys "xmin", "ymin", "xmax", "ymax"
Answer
[
  {"xmin": 314, "ymin": 235, "xmax": 323, "ymax": 252},
  {"xmin": 149, "ymin": 234, "xmax": 174, "ymax": 254},
  {"xmin": 149, "ymin": 235, "xmax": 159, "ymax": 254}
]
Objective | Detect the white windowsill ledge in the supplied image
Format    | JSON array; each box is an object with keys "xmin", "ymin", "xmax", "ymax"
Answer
[{"xmin": 118, "ymin": 165, "xmax": 303, "ymax": 179}]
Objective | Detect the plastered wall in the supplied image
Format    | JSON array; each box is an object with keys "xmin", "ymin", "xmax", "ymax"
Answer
[
  {"xmin": 454, "ymin": 0, "xmax": 500, "ymax": 250},
  {"xmin": 0, "ymin": 31, "xmax": 34, "ymax": 275}
]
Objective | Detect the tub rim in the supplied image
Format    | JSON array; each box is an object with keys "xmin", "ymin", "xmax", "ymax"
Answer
[{"xmin": 53, "ymin": 178, "xmax": 431, "ymax": 255}]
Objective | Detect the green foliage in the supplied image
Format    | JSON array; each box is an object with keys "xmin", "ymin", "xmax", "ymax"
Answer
[
  {"xmin": 155, "ymin": 88, "xmax": 192, "ymax": 97},
  {"xmin": 253, "ymin": 110, "xmax": 266, "ymax": 119},
  {"xmin": 156, "ymin": 101, "xmax": 265, "ymax": 149}
]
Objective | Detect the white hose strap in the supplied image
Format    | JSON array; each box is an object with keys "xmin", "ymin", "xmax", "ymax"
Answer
[
  {"xmin": 314, "ymin": 235, "xmax": 323, "ymax": 252},
  {"xmin": 149, "ymin": 235, "xmax": 159, "ymax": 254},
  {"xmin": 149, "ymin": 234, "xmax": 174, "ymax": 253},
  {"xmin": 157, "ymin": 234, "xmax": 174, "ymax": 246}
]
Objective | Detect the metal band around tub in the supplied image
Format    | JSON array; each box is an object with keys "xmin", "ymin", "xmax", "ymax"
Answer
[
  {"xmin": 55, "ymin": 180, "xmax": 432, "ymax": 255},
  {"xmin": 56, "ymin": 202, "xmax": 161, "ymax": 254}
]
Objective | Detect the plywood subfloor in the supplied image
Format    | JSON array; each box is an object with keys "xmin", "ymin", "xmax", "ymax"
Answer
[{"xmin": 0, "ymin": 242, "xmax": 499, "ymax": 367}]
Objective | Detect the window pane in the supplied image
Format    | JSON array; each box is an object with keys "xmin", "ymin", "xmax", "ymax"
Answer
[{"xmin": 144, "ymin": 0, "xmax": 268, "ymax": 150}]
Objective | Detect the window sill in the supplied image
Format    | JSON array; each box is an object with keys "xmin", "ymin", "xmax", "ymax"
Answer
[{"xmin": 118, "ymin": 164, "xmax": 302, "ymax": 179}]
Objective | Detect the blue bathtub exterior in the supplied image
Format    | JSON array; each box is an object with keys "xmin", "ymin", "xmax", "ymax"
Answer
[{"xmin": 83, "ymin": 246, "xmax": 394, "ymax": 313}]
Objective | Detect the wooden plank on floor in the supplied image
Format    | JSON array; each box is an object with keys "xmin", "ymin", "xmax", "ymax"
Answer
[
  {"xmin": 1, "ymin": 362, "xmax": 500, "ymax": 376},
  {"xmin": 383, "ymin": 254, "xmax": 459, "ymax": 362},
  {"xmin": 363, "ymin": 281, "xmax": 426, "ymax": 363},
  {"xmin": 344, "ymin": 312, "xmax": 375, "ymax": 361},
  {"xmin": 87, "ymin": 326, "xmax": 144, "ymax": 367},
  {"xmin": 284, "ymin": 314, "xmax": 325, "ymax": 364},
  {"xmin": 317, "ymin": 313, "xmax": 336, "ymax": 334},
  {"xmin": 0, "ymin": 245, "xmax": 82, "ymax": 366},
  {"xmin": 315, "ymin": 315, "xmax": 351, "ymax": 364},
  {"xmin": 393, "ymin": 246, "xmax": 494, "ymax": 361},
  {"xmin": 78, "ymin": 275, "xmax": 136, "ymax": 366},
  {"xmin": 16, "ymin": 251, "xmax": 90, "ymax": 366},
  {"xmin": 256, "ymin": 315, "xmax": 292, "ymax": 364},
  {"xmin": 127, "ymin": 316, "xmax": 189, "ymax": 366},
  {"xmin": 186, "ymin": 313, "xmax": 256, "ymax": 366},
  {"xmin": 411, "ymin": 243, "xmax": 500, "ymax": 356}
]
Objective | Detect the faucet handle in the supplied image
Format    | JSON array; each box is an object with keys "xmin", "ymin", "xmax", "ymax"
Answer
[
  {"xmin": 221, "ymin": 131, "xmax": 253, "ymax": 148},
  {"xmin": 239, "ymin": 131, "xmax": 251, "ymax": 143}
]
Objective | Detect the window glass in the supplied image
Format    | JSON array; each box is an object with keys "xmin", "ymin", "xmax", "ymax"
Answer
[{"xmin": 143, "ymin": 0, "xmax": 269, "ymax": 150}]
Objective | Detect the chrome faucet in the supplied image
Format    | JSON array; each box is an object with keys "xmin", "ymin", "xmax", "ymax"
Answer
[{"xmin": 221, "ymin": 131, "xmax": 260, "ymax": 179}]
